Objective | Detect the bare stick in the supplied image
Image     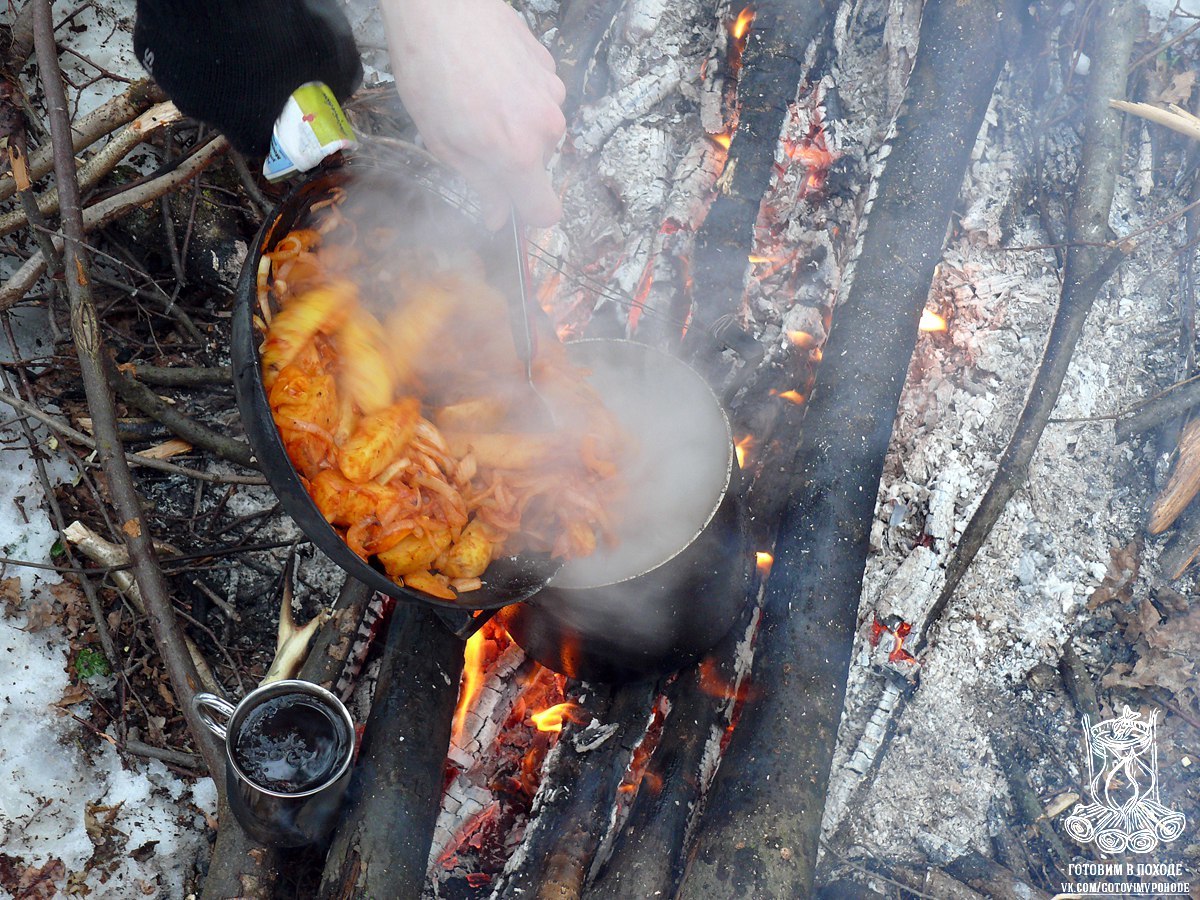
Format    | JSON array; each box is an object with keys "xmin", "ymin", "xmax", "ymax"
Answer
[
  {"xmin": 927, "ymin": 0, "xmax": 1136, "ymax": 646},
  {"xmin": 31, "ymin": 0, "xmax": 225, "ymax": 786},
  {"xmin": 121, "ymin": 365, "xmax": 233, "ymax": 388},
  {"xmin": 0, "ymin": 79, "xmax": 166, "ymax": 204},
  {"xmin": 107, "ymin": 362, "xmax": 256, "ymax": 468},
  {"xmin": 0, "ymin": 101, "xmax": 182, "ymax": 238}
]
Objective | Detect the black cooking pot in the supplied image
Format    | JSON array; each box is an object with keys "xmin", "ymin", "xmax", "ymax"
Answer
[
  {"xmin": 497, "ymin": 339, "xmax": 750, "ymax": 682},
  {"xmin": 232, "ymin": 144, "xmax": 751, "ymax": 678},
  {"xmin": 232, "ymin": 147, "xmax": 556, "ymax": 611}
]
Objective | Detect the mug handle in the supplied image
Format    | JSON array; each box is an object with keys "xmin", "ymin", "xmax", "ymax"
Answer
[{"xmin": 193, "ymin": 693, "xmax": 236, "ymax": 741}]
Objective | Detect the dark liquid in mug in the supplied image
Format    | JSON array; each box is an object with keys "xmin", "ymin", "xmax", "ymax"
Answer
[{"xmin": 233, "ymin": 695, "xmax": 347, "ymax": 793}]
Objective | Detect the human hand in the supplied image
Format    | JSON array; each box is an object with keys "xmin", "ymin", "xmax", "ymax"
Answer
[
  {"xmin": 381, "ymin": 0, "xmax": 567, "ymax": 229},
  {"xmin": 133, "ymin": 0, "xmax": 363, "ymax": 156}
]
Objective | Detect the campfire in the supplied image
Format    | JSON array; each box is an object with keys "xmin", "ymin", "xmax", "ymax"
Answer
[{"xmin": 2, "ymin": 0, "xmax": 1199, "ymax": 897}]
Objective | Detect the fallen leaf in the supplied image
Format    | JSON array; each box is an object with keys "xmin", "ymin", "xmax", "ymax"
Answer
[
  {"xmin": 1156, "ymin": 70, "xmax": 1197, "ymax": 107},
  {"xmin": 0, "ymin": 853, "xmax": 25, "ymax": 895},
  {"xmin": 56, "ymin": 683, "xmax": 89, "ymax": 707},
  {"xmin": 22, "ymin": 600, "xmax": 59, "ymax": 633},
  {"xmin": 15, "ymin": 857, "xmax": 66, "ymax": 900},
  {"xmin": 129, "ymin": 841, "xmax": 157, "ymax": 863},
  {"xmin": 0, "ymin": 577, "xmax": 21, "ymax": 619},
  {"xmin": 156, "ymin": 682, "xmax": 176, "ymax": 708},
  {"xmin": 121, "ymin": 519, "xmax": 141, "ymax": 539}
]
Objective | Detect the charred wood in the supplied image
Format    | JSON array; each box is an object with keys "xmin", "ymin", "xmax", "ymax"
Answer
[
  {"xmin": 1115, "ymin": 376, "xmax": 1200, "ymax": 443},
  {"xmin": 491, "ymin": 680, "xmax": 658, "ymax": 899},
  {"xmin": 944, "ymin": 851, "xmax": 1053, "ymax": 900},
  {"xmin": 678, "ymin": 1, "xmax": 1023, "ymax": 896},
  {"xmin": 930, "ymin": 0, "xmax": 1135, "ymax": 631},
  {"xmin": 317, "ymin": 603, "xmax": 463, "ymax": 899},
  {"xmin": 687, "ymin": 0, "xmax": 834, "ymax": 366},
  {"xmin": 552, "ymin": 0, "xmax": 625, "ymax": 117},
  {"xmin": 589, "ymin": 596, "xmax": 757, "ymax": 899}
]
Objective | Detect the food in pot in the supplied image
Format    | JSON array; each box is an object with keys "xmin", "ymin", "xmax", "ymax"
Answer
[{"xmin": 255, "ymin": 194, "xmax": 627, "ymax": 600}]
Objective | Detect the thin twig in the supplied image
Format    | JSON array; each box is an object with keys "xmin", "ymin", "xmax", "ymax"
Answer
[{"xmin": 924, "ymin": 1, "xmax": 1135, "ymax": 650}]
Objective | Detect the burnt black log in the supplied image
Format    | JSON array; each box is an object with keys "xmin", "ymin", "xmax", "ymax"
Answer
[
  {"xmin": 552, "ymin": 0, "xmax": 626, "ymax": 117},
  {"xmin": 316, "ymin": 602, "xmax": 463, "ymax": 899},
  {"xmin": 588, "ymin": 597, "xmax": 756, "ymax": 898},
  {"xmin": 678, "ymin": 0, "xmax": 1023, "ymax": 896},
  {"xmin": 490, "ymin": 680, "xmax": 658, "ymax": 898},
  {"xmin": 687, "ymin": 0, "xmax": 834, "ymax": 367}
]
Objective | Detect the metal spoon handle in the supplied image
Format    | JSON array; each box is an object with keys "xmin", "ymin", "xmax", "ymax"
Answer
[{"xmin": 508, "ymin": 209, "xmax": 537, "ymax": 381}]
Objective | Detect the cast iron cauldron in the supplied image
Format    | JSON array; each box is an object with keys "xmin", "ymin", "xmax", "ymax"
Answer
[{"xmin": 232, "ymin": 143, "xmax": 750, "ymax": 679}]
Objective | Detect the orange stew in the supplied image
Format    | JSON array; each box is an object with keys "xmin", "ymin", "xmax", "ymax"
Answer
[{"xmin": 257, "ymin": 196, "xmax": 626, "ymax": 600}]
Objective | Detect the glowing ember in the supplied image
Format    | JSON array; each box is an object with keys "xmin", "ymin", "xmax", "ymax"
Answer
[
  {"xmin": 712, "ymin": 131, "xmax": 733, "ymax": 150},
  {"xmin": 787, "ymin": 330, "xmax": 817, "ymax": 349},
  {"xmin": 773, "ymin": 389, "xmax": 805, "ymax": 404},
  {"xmin": 735, "ymin": 434, "xmax": 755, "ymax": 468},
  {"xmin": 919, "ymin": 309, "xmax": 948, "ymax": 332},
  {"xmin": 756, "ymin": 551, "xmax": 773, "ymax": 575},
  {"xmin": 529, "ymin": 701, "xmax": 584, "ymax": 733},
  {"xmin": 731, "ymin": 6, "xmax": 755, "ymax": 40}
]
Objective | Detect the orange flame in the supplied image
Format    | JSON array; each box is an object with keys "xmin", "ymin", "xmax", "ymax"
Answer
[
  {"xmin": 787, "ymin": 330, "xmax": 817, "ymax": 349},
  {"xmin": 919, "ymin": 309, "xmax": 947, "ymax": 332},
  {"xmin": 712, "ymin": 131, "xmax": 733, "ymax": 150},
  {"xmin": 529, "ymin": 701, "xmax": 584, "ymax": 733},
  {"xmin": 773, "ymin": 389, "xmax": 805, "ymax": 404},
  {"xmin": 452, "ymin": 628, "xmax": 489, "ymax": 746},
  {"xmin": 756, "ymin": 551, "xmax": 774, "ymax": 575},
  {"xmin": 731, "ymin": 6, "xmax": 756, "ymax": 40},
  {"xmin": 735, "ymin": 435, "xmax": 755, "ymax": 468}
]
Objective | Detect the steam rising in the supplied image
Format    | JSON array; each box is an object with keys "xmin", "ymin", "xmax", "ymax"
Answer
[{"xmin": 551, "ymin": 340, "xmax": 733, "ymax": 589}]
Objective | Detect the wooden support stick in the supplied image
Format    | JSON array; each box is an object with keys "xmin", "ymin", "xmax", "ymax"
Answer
[{"xmin": 677, "ymin": 1, "xmax": 1022, "ymax": 895}]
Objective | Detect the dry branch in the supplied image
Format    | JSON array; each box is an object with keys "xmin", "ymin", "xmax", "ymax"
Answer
[
  {"xmin": 0, "ymin": 101, "xmax": 182, "ymax": 238},
  {"xmin": 0, "ymin": 79, "xmax": 166, "ymax": 204},
  {"xmin": 929, "ymin": 0, "xmax": 1135, "ymax": 642},
  {"xmin": 1115, "ymin": 375, "xmax": 1200, "ymax": 442},
  {"xmin": 679, "ymin": 1, "xmax": 1022, "ymax": 895},
  {"xmin": 107, "ymin": 361, "xmax": 256, "ymax": 468},
  {"xmin": 0, "ymin": 386, "xmax": 265, "ymax": 484}
]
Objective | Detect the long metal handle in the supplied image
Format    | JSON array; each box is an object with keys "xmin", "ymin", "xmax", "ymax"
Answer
[
  {"xmin": 193, "ymin": 693, "xmax": 236, "ymax": 742},
  {"xmin": 507, "ymin": 209, "xmax": 537, "ymax": 380}
]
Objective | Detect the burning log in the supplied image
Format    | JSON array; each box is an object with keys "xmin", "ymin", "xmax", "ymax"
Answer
[
  {"xmin": 317, "ymin": 603, "xmax": 464, "ymax": 899},
  {"xmin": 679, "ymin": 1, "xmax": 1023, "ymax": 895},
  {"xmin": 489, "ymin": 680, "xmax": 659, "ymax": 898},
  {"xmin": 589, "ymin": 595, "xmax": 759, "ymax": 898},
  {"xmin": 688, "ymin": 0, "xmax": 834, "ymax": 360}
]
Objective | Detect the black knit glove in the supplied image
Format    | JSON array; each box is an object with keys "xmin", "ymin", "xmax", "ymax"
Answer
[{"xmin": 133, "ymin": 0, "xmax": 363, "ymax": 156}]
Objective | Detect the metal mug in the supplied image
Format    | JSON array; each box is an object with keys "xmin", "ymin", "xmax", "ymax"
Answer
[{"xmin": 193, "ymin": 680, "xmax": 355, "ymax": 847}]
